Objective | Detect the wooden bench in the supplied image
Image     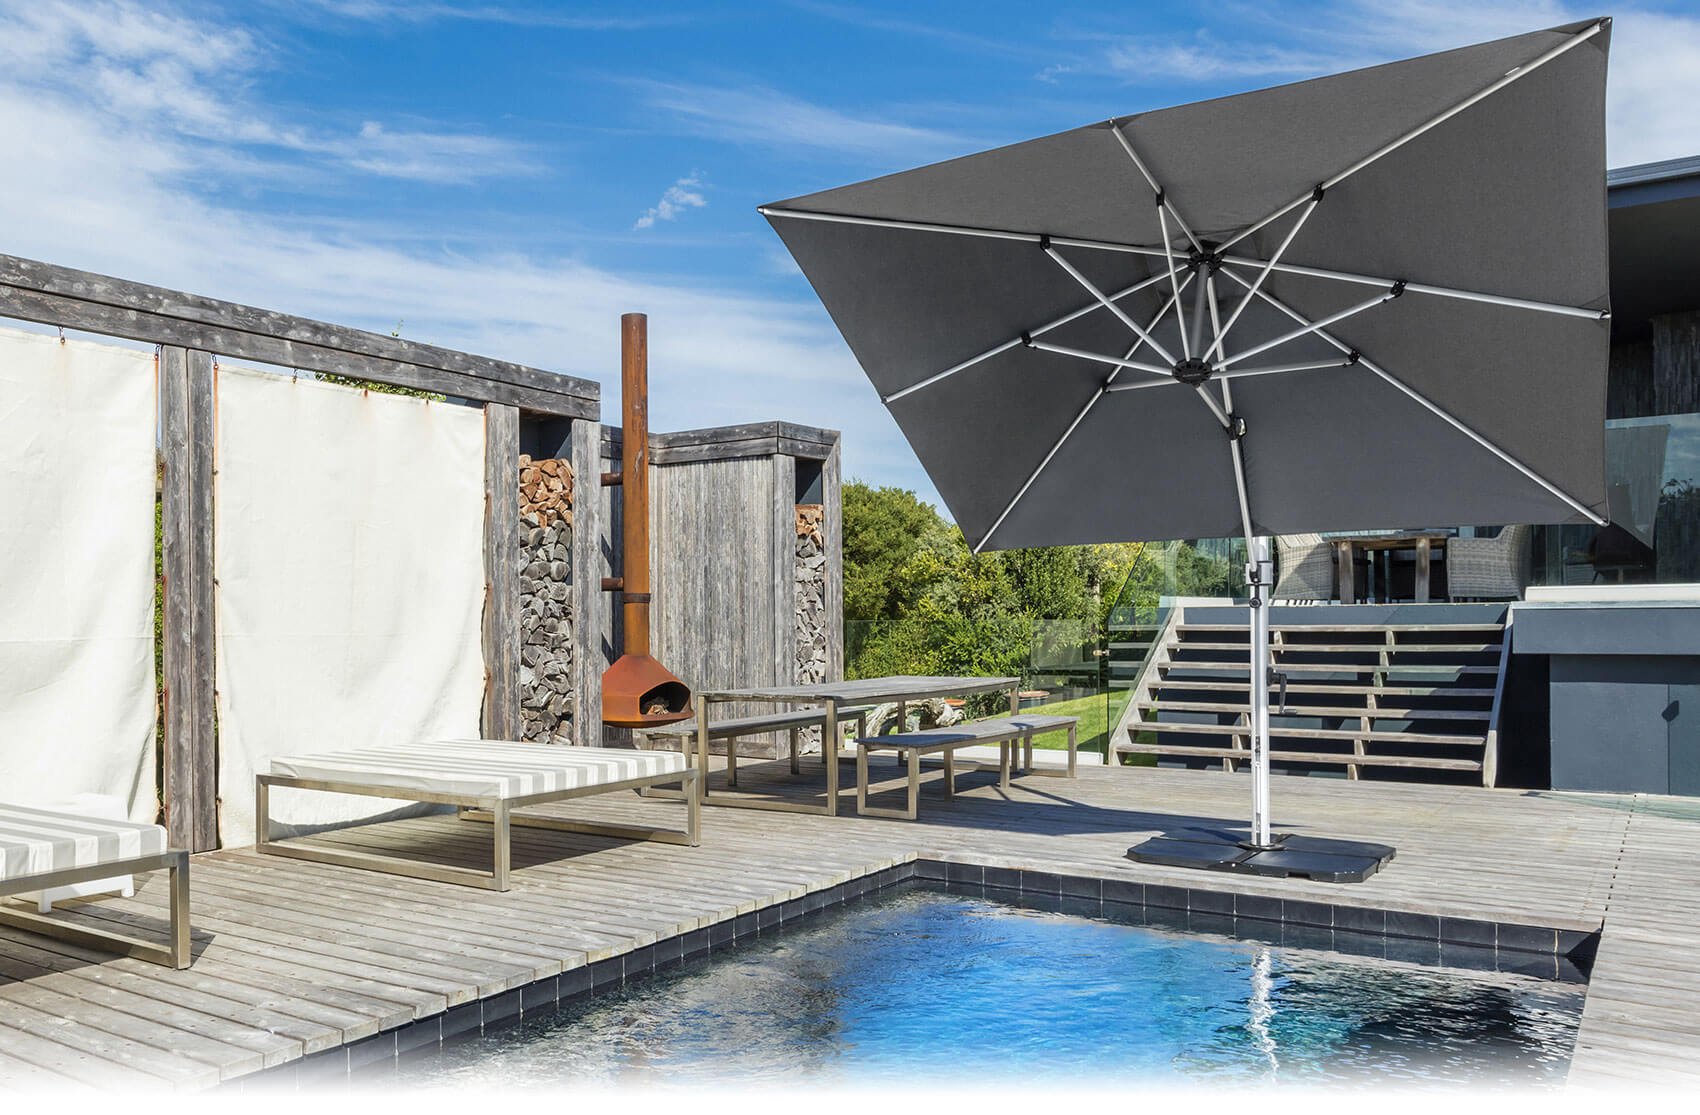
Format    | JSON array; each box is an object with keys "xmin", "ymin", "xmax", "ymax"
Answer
[
  {"xmin": 642, "ymin": 704, "xmax": 872, "ymax": 789},
  {"xmin": 854, "ymin": 714, "xmax": 1078, "ymax": 821}
]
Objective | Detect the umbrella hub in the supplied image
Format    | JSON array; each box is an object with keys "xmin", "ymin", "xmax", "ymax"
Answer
[{"xmin": 1172, "ymin": 356, "xmax": 1214, "ymax": 385}]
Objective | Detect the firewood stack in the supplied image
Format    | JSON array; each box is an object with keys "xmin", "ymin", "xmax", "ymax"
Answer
[
  {"xmin": 794, "ymin": 504, "xmax": 828, "ymax": 748},
  {"xmin": 518, "ymin": 454, "xmax": 575, "ymax": 744}
]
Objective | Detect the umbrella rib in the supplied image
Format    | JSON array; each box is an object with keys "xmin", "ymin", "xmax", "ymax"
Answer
[
  {"xmin": 1216, "ymin": 254, "xmax": 1609, "ymax": 320},
  {"xmin": 1044, "ymin": 244, "xmax": 1179, "ymax": 366},
  {"xmin": 973, "ymin": 286, "xmax": 1187, "ymax": 553},
  {"xmin": 762, "ymin": 206, "xmax": 1606, "ymax": 319},
  {"xmin": 972, "ymin": 386, "xmax": 1107, "ymax": 554},
  {"xmin": 1217, "ymin": 286, "xmax": 1400, "ymax": 369},
  {"xmin": 1218, "ymin": 357, "xmax": 1361, "ymax": 380},
  {"xmin": 1109, "ymin": 122, "xmax": 1203, "ymax": 253},
  {"xmin": 1218, "ymin": 265, "xmax": 1608, "ymax": 524},
  {"xmin": 1158, "ymin": 205, "xmax": 1190, "ymax": 358},
  {"xmin": 881, "ymin": 270, "xmax": 1173, "ymax": 403},
  {"xmin": 1207, "ymin": 194, "xmax": 1320, "ymax": 362},
  {"xmin": 1217, "ymin": 18, "xmax": 1609, "ymax": 254},
  {"xmin": 1027, "ymin": 339, "xmax": 1174, "ymax": 379}
]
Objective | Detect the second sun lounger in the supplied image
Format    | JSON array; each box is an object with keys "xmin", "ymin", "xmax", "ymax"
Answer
[
  {"xmin": 257, "ymin": 739, "xmax": 700, "ymax": 891},
  {"xmin": 0, "ymin": 802, "xmax": 191, "ymax": 968}
]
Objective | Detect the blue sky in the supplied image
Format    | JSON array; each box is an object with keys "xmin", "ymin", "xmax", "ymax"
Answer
[{"xmin": 2, "ymin": 0, "xmax": 1698, "ymax": 511}]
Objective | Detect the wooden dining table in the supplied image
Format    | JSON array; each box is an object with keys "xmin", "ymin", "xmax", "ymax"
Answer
[{"xmin": 1327, "ymin": 530, "xmax": 1452, "ymax": 603}]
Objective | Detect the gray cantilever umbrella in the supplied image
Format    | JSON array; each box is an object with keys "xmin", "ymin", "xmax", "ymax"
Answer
[{"xmin": 763, "ymin": 20, "xmax": 1613, "ymax": 877}]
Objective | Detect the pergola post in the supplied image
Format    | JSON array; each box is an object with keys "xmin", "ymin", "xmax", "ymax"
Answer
[
  {"xmin": 482, "ymin": 403, "xmax": 521, "ymax": 740},
  {"xmin": 159, "ymin": 346, "xmax": 217, "ymax": 851}
]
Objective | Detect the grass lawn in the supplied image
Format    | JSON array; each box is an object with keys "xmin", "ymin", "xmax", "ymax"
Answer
[
  {"xmin": 969, "ymin": 689, "xmax": 1158, "ymax": 764},
  {"xmin": 972, "ymin": 690, "xmax": 1113, "ymax": 756}
]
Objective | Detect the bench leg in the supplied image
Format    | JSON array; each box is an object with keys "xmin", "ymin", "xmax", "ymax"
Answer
[
  {"xmin": 1000, "ymin": 742, "xmax": 1011, "ymax": 791},
  {"xmin": 943, "ymin": 749, "xmax": 955, "ymax": 798},
  {"xmin": 856, "ymin": 745, "xmax": 870, "ymax": 815},
  {"xmin": 1067, "ymin": 723, "xmax": 1078, "ymax": 778},
  {"xmin": 789, "ymin": 726, "xmax": 801, "ymax": 775},
  {"xmin": 1024, "ymin": 733, "xmax": 1034, "ymax": 774},
  {"xmin": 906, "ymin": 748, "xmax": 921, "ymax": 821},
  {"xmin": 492, "ymin": 801, "xmax": 511, "ymax": 892},
  {"xmin": 727, "ymin": 735, "xmax": 739, "ymax": 788}
]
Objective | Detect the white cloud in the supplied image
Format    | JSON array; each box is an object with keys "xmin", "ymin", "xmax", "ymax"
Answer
[
  {"xmin": 1069, "ymin": 1, "xmax": 1700, "ymax": 167},
  {"xmin": 286, "ymin": 1, "xmax": 683, "ymax": 31},
  {"xmin": 633, "ymin": 79, "xmax": 976, "ymax": 166},
  {"xmin": 0, "ymin": 1, "xmax": 937, "ymax": 504},
  {"xmin": 634, "ymin": 174, "xmax": 708, "ymax": 230},
  {"xmin": 0, "ymin": 0, "xmax": 535, "ymax": 185}
]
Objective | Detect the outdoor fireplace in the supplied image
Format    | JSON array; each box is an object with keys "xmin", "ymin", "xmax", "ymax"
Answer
[{"xmin": 601, "ymin": 313, "xmax": 694, "ymax": 729}]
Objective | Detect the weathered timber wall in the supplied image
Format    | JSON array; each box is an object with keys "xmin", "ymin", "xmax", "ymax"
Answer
[{"xmin": 596, "ymin": 422, "xmax": 842, "ymax": 754}]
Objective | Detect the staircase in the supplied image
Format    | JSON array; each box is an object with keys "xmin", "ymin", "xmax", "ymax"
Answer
[{"xmin": 1113, "ymin": 603, "xmax": 1511, "ymax": 786}]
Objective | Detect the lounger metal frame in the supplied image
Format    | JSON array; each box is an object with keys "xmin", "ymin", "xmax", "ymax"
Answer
[
  {"xmin": 256, "ymin": 766, "xmax": 701, "ymax": 891},
  {"xmin": 0, "ymin": 851, "xmax": 191, "ymax": 968}
]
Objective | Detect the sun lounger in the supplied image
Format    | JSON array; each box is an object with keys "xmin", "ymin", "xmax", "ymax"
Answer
[
  {"xmin": 0, "ymin": 802, "xmax": 190, "ymax": 968},
  {"xmin": 256, "ymin": 739, "xmax": 701, "ymax": 890}
]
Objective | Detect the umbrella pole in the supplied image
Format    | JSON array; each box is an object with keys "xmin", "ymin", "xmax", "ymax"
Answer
[{"xmin": 1246, "ymin": 536, "xmax": 1278, "ymax": 849}]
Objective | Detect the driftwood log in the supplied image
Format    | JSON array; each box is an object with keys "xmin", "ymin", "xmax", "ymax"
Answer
[{"xmin": 863, "ymin": 697, "xmax": 965, "ymax": 737}]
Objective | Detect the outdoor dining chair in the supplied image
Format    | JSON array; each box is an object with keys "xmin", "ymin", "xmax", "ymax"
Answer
[
  {"xmin": 1273, "ymin": 533, "xmax": 1335, "ymax": 601},
  {"xmin": 1447, "ymin": 524, "xmax": 1534, "ymax": 600}
]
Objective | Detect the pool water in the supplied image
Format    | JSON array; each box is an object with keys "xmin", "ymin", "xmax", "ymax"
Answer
[{"xmin": 391, "ymin": 886, "xmax": 1584, "ymax": 1088}]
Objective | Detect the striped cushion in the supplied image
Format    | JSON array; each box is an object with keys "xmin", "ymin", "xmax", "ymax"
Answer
[
  {"xmin": 0, "ymin": 803, "xmax": 168, "ymax": 884},
  {"xmin": 269, "ymin": 740, "xmax": 688, "ymax": 801}
]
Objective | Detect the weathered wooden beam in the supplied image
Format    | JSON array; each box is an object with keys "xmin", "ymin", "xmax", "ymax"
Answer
[
  {"xmin": 0, "ymin": 283, "xmax": 595, "ymax": 418},
  {"xmin": 482, "ymin": 404, "xmax": 521, "ymax": 741},
  {"xmin": 569, "ymin": 416, "xmax": 604, "ymax": 747},
  {"xmin": 159, "ymin": 346, "xmax": 217, "ymax": 851},
  {"xmin": 822, "ymin": 440, "xmax": 844, "ymax": 683},
  {"xmin": 772, "ymin": 455, "xmax": 797, "ymax": 685},
  {"xmin": 0, "ymin": 252, "xmax": 599, "ymax": 406},
  {"xmin": 600, "ymin": 421, "xmax": 840, "ymax": 464}
]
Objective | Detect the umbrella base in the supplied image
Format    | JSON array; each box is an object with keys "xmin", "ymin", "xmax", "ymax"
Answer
[{"xmin": 1126, "ymin": 827, "xmax": 1395, "ymax": 884}]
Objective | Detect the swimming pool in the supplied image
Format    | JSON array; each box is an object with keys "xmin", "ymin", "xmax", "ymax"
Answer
[{"xmin": 384, "ymin": 884, "xmax": 1583, "ymax": 1088}]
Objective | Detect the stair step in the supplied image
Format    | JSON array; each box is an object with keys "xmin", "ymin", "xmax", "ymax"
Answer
[
  {"xmin": 1154, "ymin": 680, "xmax": 1495, "ymax": 698},
  {"xmin": 1176, "ymin": 623, "xmax": 1505, "ymax": 633},
  {"xmin": 1136, "ymin": 720, "xmax": 1486, "ymax": 746},
  {"xmin": 1136, "ymin": 700, "xmax": 1491, "ymax": 720},
  {"xmin": 1160, "ymin": 661, "xmax": 1498, "ymax": 675},
  {"xmin": 1115, "ymin": 742, "xmax": 1482, "ymax": 772},
  {"xmin": 1175, "ymin": 641, "xmax": 1500, "ymax": 654}
]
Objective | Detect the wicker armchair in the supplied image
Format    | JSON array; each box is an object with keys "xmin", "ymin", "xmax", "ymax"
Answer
[
  {"xmin": 1446, "ymin": 524, "xmax": 1533, "ymax": 601},
  {"xmin": 1274, "ymin": 533, "xmax": 1335, "ymax": 601}
]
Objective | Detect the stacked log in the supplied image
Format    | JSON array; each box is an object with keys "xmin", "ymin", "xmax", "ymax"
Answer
[
  {"xmin": 518, "ymin": 455, "xmax": 574, "ymax": 744},
  {"xmin": 794, "ymin": 504, "xmax": 828, "ymax": 749}
]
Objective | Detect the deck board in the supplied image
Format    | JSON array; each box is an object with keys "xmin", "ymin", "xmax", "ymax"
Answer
[{"xmin": 0, "ymin": 760, "xmax": 1695, "ymax": 1089}]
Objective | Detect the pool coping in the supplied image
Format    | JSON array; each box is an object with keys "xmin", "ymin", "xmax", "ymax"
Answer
[{"xmin": 239, "ymin": 855, "xmax": 1601, "ymax": 1089}]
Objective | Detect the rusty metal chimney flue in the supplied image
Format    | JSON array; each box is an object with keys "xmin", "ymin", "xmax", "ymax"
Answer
[{"xmin": 600, "ymin": 313, "xmax": 694, "ymax": 729}]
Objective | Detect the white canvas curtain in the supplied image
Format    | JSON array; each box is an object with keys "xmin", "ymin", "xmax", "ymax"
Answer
[
  {"xmin": 0, "ymin": 327, "xmax": 159, "ymax": 822},
  {"xmin": 214, "ymin": 366, "xmax": 488, "ymax": 846}
]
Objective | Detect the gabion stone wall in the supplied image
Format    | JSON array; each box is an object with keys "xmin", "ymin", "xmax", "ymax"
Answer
[
  {"xmin": 519, "ymin": 455, "xmax": 574, "ymax": 744},
  {"xmin": 795, "ymin": 504, "xmax": 828, "ymax": 748}
]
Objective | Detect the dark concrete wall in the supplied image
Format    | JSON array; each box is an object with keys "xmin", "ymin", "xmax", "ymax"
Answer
[{"xmin": 1512, "ymin": 603, "xmax": 1700, "ymax": 795}]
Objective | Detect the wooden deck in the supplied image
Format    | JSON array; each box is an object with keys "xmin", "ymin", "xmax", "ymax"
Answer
[{"xmin": 1, "ymin": 759, "xmax": 1696, "ymax": 1090}]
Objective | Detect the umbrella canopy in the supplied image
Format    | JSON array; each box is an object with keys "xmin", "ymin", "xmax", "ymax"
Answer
[
  {"xmin": 763, "ymin": 19, "xmax": 1613, "ymax": 554},
  {"xmin": 764, "ymin": 20, "xmax": 1613, "ymax": 870}
]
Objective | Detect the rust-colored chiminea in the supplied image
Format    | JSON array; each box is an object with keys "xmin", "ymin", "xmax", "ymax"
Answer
[{"xmin": 601, "ymin": 313, "xmax": 694, "ymax": 729}]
